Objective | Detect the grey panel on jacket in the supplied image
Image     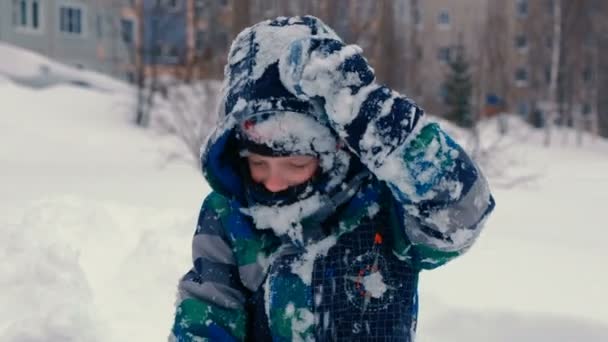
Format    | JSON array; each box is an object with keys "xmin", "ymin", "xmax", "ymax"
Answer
[
  {"xmin": 405, "ymin": 171, "xmax": 492, "ymax": 252},
  {"xmin": 192, "ymin": 233, "xmax": 236, "ymax": 265},
  {"xmin": 194, "ymin": 258, "xmax": 242, "ymax": 288},
  {"xmin": 179, "ymin": 278, "xmax": 246, "ymax": 310},
  {"xmin": 238, "ymin": 263, "xmax": 267, "ymax": 292}
]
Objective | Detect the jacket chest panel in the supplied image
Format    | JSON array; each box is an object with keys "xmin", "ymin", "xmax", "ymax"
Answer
[{"xmin": 260, "ymin": 214, "xmax": 418, "ymax": 341}]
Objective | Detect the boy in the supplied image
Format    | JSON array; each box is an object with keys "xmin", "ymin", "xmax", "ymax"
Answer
[{"xmin": 171, "ymin": 16, "xmax": 494, "ymax": 341}]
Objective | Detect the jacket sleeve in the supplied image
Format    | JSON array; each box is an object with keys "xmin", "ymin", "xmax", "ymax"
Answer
[
  {"xmin": 334, "ymin": 83, "xmax": 494, "ymax": 271},
  {"xmin": 280, "ymin": 38, "xmax": 495, "ymax": 269},
  {"xmin": 383, "ymin": 121, "xmax": 495, "ymax": 269},
  {"xmin": 171, "ymin": 195, "xmax": 248, "ymax": 341}
]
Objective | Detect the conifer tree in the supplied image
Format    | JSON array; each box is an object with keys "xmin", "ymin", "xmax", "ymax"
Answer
[{"xmin": 443, "ymin": 47, "xmax": 473, "ymax": 128}]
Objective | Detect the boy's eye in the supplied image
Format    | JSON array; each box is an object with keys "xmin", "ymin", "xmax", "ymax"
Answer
[{"xmin": 289, "ymin": 162, "xmax": 310, "ymax": 169}]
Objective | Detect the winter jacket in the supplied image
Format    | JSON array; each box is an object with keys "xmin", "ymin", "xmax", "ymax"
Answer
[{"xmin": 171, "ymin": 16, "xmax": 495, "ymax": 342}]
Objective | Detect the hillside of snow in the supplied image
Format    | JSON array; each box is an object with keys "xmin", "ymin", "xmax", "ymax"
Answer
[{"xmin": 1, "ymin": 43, "xmax": 607, "ymax": 341}]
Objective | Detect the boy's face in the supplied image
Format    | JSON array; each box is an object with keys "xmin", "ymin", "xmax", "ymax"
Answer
[{"xmin": 247, "ymin": 153, "xmax": 319, "ymax": 193}]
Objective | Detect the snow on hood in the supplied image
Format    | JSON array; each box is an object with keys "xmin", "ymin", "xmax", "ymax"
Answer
[{"xmin": 200, "ymin": 16, "xmax": 344, "ymax": 202}]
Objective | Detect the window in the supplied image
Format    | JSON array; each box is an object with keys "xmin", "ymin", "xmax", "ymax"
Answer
[
  {"xmin": 582, "ymin": 103, "xmax": 591, "ymax": 115},
  {"xmin": 217, "ymin": 31, "xmax": 229, "ymax": 50},
  {"xmin": 168, "ymin": 46, "xmax": 180, "ymax": 58},
  {"xmin": 413, "ymin": 7, "xmax": 422, "ymax": 27},
  {"xmin": 161, "ymin": 44, "xmax": 180, "ymax": 62},
  {"xmin": 96, "ymin": 15, "xmax": 103, "ymax": 38},
  {"xmin": 157, "ymin": 0, "xmax": 181, "ymax": 10},
  {"xmin": 438, "ymin": 47, "xmax": 451, "ymax": 63},
  {"xmin": 515, "ymin": 67, "xmax": 528, "ymax": 86},
  {"xmin": 517, "ymin": 101, "xmax": 529, "ymax": 115},
  {"xmin": 153, "ymin": 43, "xmax": 180, "ymax": 63},
  {"xmin": 194, "ymin": 0, "xmax": 204, "ymax": 18},
  {"xmin": 544, "ymin": 65, "xmax": 551, "ymax": 84},
  {"xmin": 195, "ymin": 30, "xmax": 206, "ymax": 53},
  {"xmin": 13, "ymin": 0, "xmax": 42, "ymax": 31},
  {"xmin": 20, "ymin": 0, "xmax": 28, "ymax": 26},
  {"xmin": 516, "ymin": 0, "xmax": 528, "ymax": 18},
  {"xmin": 168, "ymin": 0, "xmax": 179, "ymax": 9},
  {"xmin": 582, "ymin": 67, "xmax": 592, "ymax": 83},
  {"xmin": 126, "ymin": 71, "xmax": 135, "ymax": 84},
  {"xmin": 438, "ymin": 84, "xmax": 448, "ymax": 103},
  {"xmin": 438, "ymin": 9, "xmax": 450, "ymax": 28},
  {"xmin": 59, "ymin": 6, "xmax": 84, "ymax": 35},
  {"xmin": 120, "ymin": 19, "xmax": 134, "ymax": 44},
  {"xmin": 31, "ymin": 0, "xmax": 39, "ymax": 28},
  {"xmin": 515, "ymin": 34, "xmax": 527, "ymax": 51}
]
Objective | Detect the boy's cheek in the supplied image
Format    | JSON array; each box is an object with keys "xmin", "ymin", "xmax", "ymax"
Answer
[{"xmin": 249, "ymin": 168, "xmax": 266, "ymax": 183}]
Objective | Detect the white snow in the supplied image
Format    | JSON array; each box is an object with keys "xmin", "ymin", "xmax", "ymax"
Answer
[
  {"xmin": 0, "ymin": 46, "xmax": 206, "ymax": 341},
  {"xmin": 361, "ymin": 272, "xmax": 388, "ymax": 299},
  {"xmin": 291, "ymin": 309, "xmax": 315, "ymax": 342},
  {"xmin": 231, "ymin": 18, "xmax": 338, "ymax": 87},
  {"xmin": 417, "ymin": 115, "xmax": 608, "ymax": 342},
  {"xmin": 1, "ymin": 44, "xmax": 608, "ymax": 341},
  {"xmin": 297, "ymin": 44, "xmax": 364, "ymax": 102},
  {"xmin": 0, "ymin": 42, "xmax": 129, "ymax": 92},
  {"xmin": 291, "ymin": 235, "xmax": 338, "ymax": 285},
  {"xmin": 239, "ymin": 111, "xmax": 338, "ymax": 156},
  {"xmin": 244, "ymin": 193, "xmax": 324, "ymax": 245}
]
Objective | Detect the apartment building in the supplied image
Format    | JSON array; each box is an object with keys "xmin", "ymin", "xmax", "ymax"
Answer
[
  {"xmin": 411, "ymin": 0, "xmax": 540, "ymax": 117},
  {"xmin": 0, "ymin": 0, "xmax": 130, "ymax": 80}
]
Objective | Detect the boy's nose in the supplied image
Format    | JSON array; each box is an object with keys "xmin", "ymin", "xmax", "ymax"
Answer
[{"xmin": 264, "ymin": 174, "xmax": 289, "ymax": 193}]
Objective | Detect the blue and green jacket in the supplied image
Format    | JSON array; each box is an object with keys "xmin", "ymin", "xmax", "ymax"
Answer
[{"xmin": 171, "ymin": 16, "xmax": 494, "ymax": 342}]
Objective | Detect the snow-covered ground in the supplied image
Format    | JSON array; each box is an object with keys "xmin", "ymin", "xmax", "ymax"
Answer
[
  {"xmin": 0, "ymin": 47, "xmax": 206, "ymax": 341},
  {"xmin": 1, "ymin": 44, "xmax": 607, "ymax": 341},
  {"xmin": 0, "ymin": 42, "xmax": 129, "ymax": 92}
]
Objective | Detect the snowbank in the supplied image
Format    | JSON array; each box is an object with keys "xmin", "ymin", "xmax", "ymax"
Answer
[
  {"xmin": 0, "ymin": 67, "xmax": 207, "ymax": 341},
  {"xmin": 0, "ymin": 42, "xmax": 130, "ymax": 92},
  {"xmin": 1, "ymin": 216, "xmax": 100, "ymax": 342}
]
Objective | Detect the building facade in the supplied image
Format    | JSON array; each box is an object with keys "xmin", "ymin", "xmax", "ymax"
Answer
[
  {"xmin": 406, "ymin": 0, "xmax": 557, "ymax": 119},
  {"xmin": 0, "ymin": 0, "xmax": 131, "ymax": 80},
  {"xmin": 408, "ymin": 0, "xmax": 600, "ymax": 124}
]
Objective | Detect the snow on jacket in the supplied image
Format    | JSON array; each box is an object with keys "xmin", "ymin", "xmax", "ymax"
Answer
[{"xmin": 171, "ymin": 16, "xmax": 495, "ymax": 342}]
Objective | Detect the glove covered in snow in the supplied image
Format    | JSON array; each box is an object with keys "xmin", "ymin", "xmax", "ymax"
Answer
[
  {"xmin": 279, "ymin": 37, "xmax": 423, "ymax": 169},
  {"xmin": 278, "ymin": 38, "xmax": 375, "ymax": 124}
]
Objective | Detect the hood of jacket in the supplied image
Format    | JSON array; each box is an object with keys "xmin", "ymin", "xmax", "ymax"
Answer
[{"xmin": 201, "ymin": 16, "xmax": 346, "ymax": 204}]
